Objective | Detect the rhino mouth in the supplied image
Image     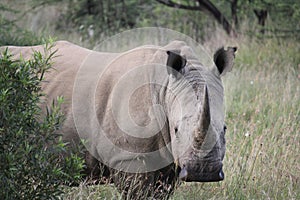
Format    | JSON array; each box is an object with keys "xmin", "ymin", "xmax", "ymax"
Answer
[{"xmin": 178, "ymin": 162, "xmax": 224, "ymax": 182}]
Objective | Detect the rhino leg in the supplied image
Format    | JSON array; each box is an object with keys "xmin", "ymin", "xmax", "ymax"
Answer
[
  {"xmin": 84, "ymin": 152, "xmax": 112, "ymax": 184},
  {"xmin": 111, "ymin": 164, "xmax": 179, "ymax": 199}
]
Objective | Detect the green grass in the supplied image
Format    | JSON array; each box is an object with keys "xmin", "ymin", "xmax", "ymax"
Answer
[
  {"xmin": 62, "ymin": 184, "xmax": 120, "ymax": 200},
  {"xmin": 61, "ymin": 37, "xmax": 299, "ymax": 199},
  {"xmin": 221, "ymin": 38, "xmax": 299, "ymax": 200}
]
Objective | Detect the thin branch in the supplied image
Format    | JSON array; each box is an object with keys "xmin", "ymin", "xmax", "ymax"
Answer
[
  {"xmin": 155, "ymin": 0, "xmax": 236, "ymax": 36},
  {"xmin": 155, "ymin": 0, "xmax": 205, "ymax": 11},
  {"xmin": 197, "ymin": 0, "xmax": 234, "ymax": 35}
]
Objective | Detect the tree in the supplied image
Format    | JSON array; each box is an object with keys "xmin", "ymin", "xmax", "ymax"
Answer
[
  {"xmin": 230, "ymin": 0, "xmax": 238, "ymax": 29},
  {"xmin": 244, "ymin": 0, "xmax": 300, "ymax": 37},
  {"xmin": 16, "ymin": 0, "xmax": 300, "ymax": 41},
  {"xmin": 155, "ymin": 0, "xmax": 237, "ymax": 36}
]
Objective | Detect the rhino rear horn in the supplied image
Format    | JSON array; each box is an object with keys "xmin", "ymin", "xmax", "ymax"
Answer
[
  {"xmin": 166, "ymin": 50, "xmax": 187, "ymax": 76},
  {"xmin": 213, "ymin": 46, "xmax": 237, "ymax": 76}
]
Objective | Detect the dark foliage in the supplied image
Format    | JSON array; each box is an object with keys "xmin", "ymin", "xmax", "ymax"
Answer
[{"xmin": 0, "ymin": 44, "xmax": 84, "ymax": 200}]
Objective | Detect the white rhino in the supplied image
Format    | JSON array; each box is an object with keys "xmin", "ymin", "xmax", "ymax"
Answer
[{"xmin": 1, "ymin": 41, "xmax": 236, "ymax": 199}]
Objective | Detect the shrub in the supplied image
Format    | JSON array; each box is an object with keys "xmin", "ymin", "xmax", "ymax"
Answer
[{"xmin": 0, "ymin": 43, "xmax": 84, "ymax": 200}]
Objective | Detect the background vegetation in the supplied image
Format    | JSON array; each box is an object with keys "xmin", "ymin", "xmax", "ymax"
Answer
[{"xmin": 0, "ymin": 0, "xmax": 299, "ymax": 199}]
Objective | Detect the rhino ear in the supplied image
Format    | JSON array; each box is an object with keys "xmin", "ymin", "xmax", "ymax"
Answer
[
  {"xmin": 213, "ymin": 46, "xmax": 237, "ymax": 76},
  {"xmin": 166, "ymin": 50, "xmax": 187, "ymax": 76}
]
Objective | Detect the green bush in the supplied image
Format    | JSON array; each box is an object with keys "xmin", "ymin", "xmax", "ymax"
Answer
[{"xmin": 0, "ymin": 43, "xmax": 84, "ymax": 199}]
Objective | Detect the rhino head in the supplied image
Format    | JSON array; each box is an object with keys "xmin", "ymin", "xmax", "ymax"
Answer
[{"xmin": 165, "ymin": 46, "xmax": 236, "ymax": 182}]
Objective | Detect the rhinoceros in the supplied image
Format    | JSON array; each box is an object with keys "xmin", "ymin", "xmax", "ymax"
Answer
[{"xmin": 1, "ymin": 40, "xmax": 236, "ymax": 199}]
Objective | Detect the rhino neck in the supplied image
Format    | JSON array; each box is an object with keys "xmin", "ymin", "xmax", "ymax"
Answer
[
  {"xmin": 148, "ymin": 75, "xmax": 172, "ymax": 146},
  {"xmin": 84, "ymin": 49, "xmax": 175, "ymax": 172}
]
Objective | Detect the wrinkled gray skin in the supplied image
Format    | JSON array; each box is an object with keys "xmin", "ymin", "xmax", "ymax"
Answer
[
  {"xmin": 1, "ymin": 41, "xmax": 236, "ymax": 199},
  {"xmin": 168, "ymin": 45, "xmax": 237, "ymax": 183}
]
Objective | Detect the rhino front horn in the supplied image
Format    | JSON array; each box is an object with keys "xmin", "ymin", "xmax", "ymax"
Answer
[{"xmin": 194, "ymin": 85, "xmax": 210, "ymax": 149}]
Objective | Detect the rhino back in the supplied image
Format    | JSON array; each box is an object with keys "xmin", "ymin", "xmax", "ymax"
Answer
[{"xmin": 1, "ymin": 41, "xmax": 117, "ymax": 142}]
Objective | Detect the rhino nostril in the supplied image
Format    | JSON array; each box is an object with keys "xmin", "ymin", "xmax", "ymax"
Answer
[
  {"xmin": 179, "ymin": 166, "xmax": 188, "ymax": 180},
  {"xmin": 219, "ymin": 169, "xmax": 224, "ymax": 180}
]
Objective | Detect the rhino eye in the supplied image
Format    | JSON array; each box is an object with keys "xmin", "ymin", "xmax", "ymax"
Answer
[
  {"xmin": 174, "ymin": 126, "xmax": 179, "ymax": 134},
  {"xmin": 223, "ymin": 125, "xmax": 227, "ymax": 134}
]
